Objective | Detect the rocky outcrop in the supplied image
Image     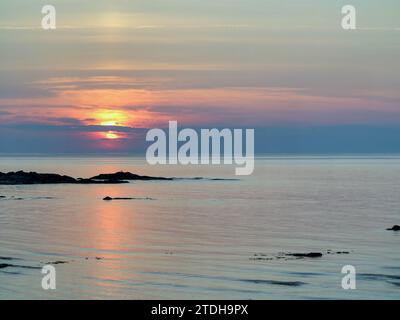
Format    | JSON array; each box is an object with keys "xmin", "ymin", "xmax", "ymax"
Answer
[
  {"xmin": 76, "ymin": 178, "xmax": 128, "ymax": 184},
  {"xmin": 90, "ymin": 171, "xmax": 172, "ymax": 181},
  {"xmin": 249, "ymin": 250, "xmax": 352, "ymax": 262},
  {"xmin": 103, "ymin": 196, "xmax": 155, "ymax": 201},
  {"xmin": 0, "ymin": 171, "xmax": 128, "ymax": 185},
  {"xmin": 0, "ymin": 170, "xmax": 226, "ymax": 185},
  {"xmin": 0, "ymin": 171, "xmax": 77, "ymax": 184},
  {"xmin": 0, "ymin": 171, "xmax": 175, "ymax": 184},
  {"xmin": 286, "ymin": 252, "xmax": 323, "ymax": 258}
]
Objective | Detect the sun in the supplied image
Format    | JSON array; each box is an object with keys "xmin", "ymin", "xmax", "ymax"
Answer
[
  {"xmin": 104, "ymin": 131, "xmax": 120, "ymax": 139},
  {"xmin": 88, "ymin": 110, "xmax": 131, "ymax": 140},
  {"xmin": 95, "ymin": 110, "xmax": 129, "ymax": 127}
]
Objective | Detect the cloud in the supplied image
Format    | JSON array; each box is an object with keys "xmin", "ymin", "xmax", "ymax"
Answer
[
  {"xmin": 2, "ymin": 81, "xmax": 400, "ymax": 129},
  {"xmin": 35, "ymin": 75, "xmax": 172, "ymax": 91},
  {"xmin": 44, "ymin": 117, "xmax": 85, "ymax": 126}
]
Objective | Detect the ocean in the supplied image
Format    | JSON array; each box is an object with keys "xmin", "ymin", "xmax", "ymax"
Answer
[{"xmin": 0, "ymin": 156, "xmax": 399, "ymax": 299}]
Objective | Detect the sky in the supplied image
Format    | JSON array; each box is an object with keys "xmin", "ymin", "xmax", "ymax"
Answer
[{"xmin": 0, "ymin": 0, "xmax": 399, "ymax": 154}]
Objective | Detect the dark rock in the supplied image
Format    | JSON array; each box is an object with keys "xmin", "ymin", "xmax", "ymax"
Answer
[
  {"xmin": 249, "ymin": 257, "xmax": 273, "ymax": 261},
  {"xmin": 90, "ymin": 171, "xmax": 173, "ymax": 181},
  {"xmin": 111, "ymin": 197, "xmax": 134, "ymax": 200},
  {"xmin": 0, "ymin": 171, "xmax": 172, "ymax": 184},
  {"xmin": 0, "ymin": 170, "xmax": 228, "ymax": 185},
  {"xmin": 0, "ymin": 256, "xmax": 16, "ymax": 260},
  {"xmin": 286, "ymin": 252, "xmax": 323, "ymax": 258},
  {"xmin": 84, "ymin": 256, "xmax": 103, "ymax": 260},
  {"xmin": 78, "ymin": 178, "xmax": 128, "ymax": 184},
  {"xmin": 47, "ymin": 261, "xmax": 68, "ymax": 265},
  {"xmin": 0, "ymin": 171, "xmax": 77, "ymax": 185},
  {"xmin": 387, "ymin": 225, "xmax": 400, "ymax": 231},
  {"xmin": 10, "ymin": 197, "xmax": 24, "ymax": 200},
  {"xmin": 0, "ymin": 171, "xmax": 128, "ymax": 185},
  {"xmin": 103, "ymin": 196, "xmax": 155, "ymax": 201},
  {"xmin": 0, "ymin": 263, "xmax": 40, "ymax": 270},
  {"xmin": 241, "ymin": 279, "xmax": 306, "ymax": 287},
  {"xmin": 251, "ymin": 250, "xmax": 351, "ymax": 262}
]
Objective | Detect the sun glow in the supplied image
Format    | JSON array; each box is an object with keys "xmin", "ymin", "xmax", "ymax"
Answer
[
  {"xmin": 87, "ymin": 109, "xmax": 131, "ymax": 142},
  {"xmin": 104, "ymin": 131, "xmax": 120, "ymax": 139},
  {"xmin": 95, "ymin": 110, "xmax": 129, "ymax": 127}
]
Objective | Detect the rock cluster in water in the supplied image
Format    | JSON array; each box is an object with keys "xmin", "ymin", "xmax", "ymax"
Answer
[
  {"xmin": 91, "ymin": 172, "xmax": 172, "ymax": 181},
  {"xmin": 0, "ymin": 171, "xmax": 172, "ymax": 185},
  {"xmin": 103, "ymin": 196, "xmax": 155, "ymax": 201},
  {"xmin": 250, "ymin": 250, "xmax": 351, "ymax": 261}
]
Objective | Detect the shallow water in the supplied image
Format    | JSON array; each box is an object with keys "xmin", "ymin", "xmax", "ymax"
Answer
[{"xmin": 0, "ymin": 156, "xmax": 399, "ymax": 299}]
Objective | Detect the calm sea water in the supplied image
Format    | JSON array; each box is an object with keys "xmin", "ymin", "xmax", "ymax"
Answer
[{"xmin": 0, "ymin": 156, "xmax": 399, "ymax": 299}]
